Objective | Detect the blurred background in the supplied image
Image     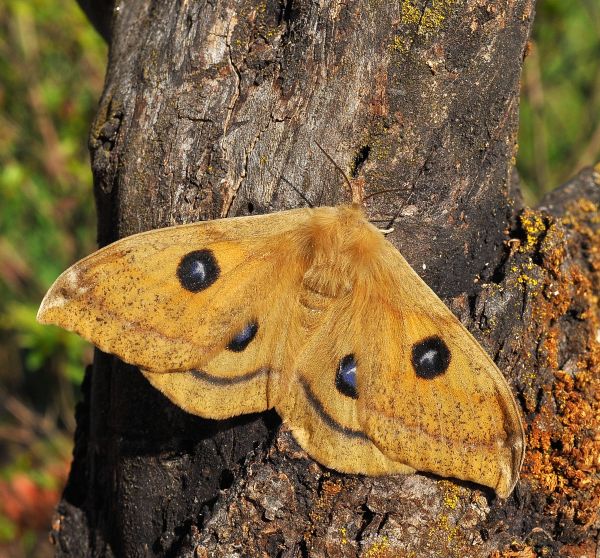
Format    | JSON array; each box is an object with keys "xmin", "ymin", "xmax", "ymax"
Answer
[{"xmin": 0, "ymin": 0, "xmax": 598, "ymax": 556}]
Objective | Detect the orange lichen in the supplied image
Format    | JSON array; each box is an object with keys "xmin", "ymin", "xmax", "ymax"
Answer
[
  {"xmin": 519, "ymin": 208, "xmax": 548, "ymax": 252},
  {"xmin": 560, "ymin": 539, "xmax": 600, "ymax": 558},
  {"xmin": 363, "ymin": 536, "xmax": 393, "ymax": 558},
  {"xmin": 441, "ymin": 481, "xmax": 461, "ymax": 510},
  {"xmin": 321, "ymin": 479, "xmax": 343, "ymax": 496},
  {"xmin": 307, "ymin": 473, "xmax": 340, "ymax": 534},
  {"xmin": 490, "ymin": 543, "xmax": 537, "ymax": 558},
  {"xmin": 517, "ymin": 199, "xmax": 600, "ymax": 541}
]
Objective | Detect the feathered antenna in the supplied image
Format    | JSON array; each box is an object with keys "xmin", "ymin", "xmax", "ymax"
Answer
[
  {"xmin": 314, "ymin": 141, "xmax": 363, "ymax": 205},
  {"xmin": 267, "ymin": 167, "xmax": 315, "ymax": 208},
  {"xmin": 314, "ymin": 141, "xmax": 417, "ymax": 234}
]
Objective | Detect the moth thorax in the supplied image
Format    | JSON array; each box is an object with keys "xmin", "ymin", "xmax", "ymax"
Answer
[
  {"xmin": 302, "ymin": 264, "xmax": 351, "ymax": 298},
  {"xmin": 298, "ymin": 265, "xmax": 348, "ymax": 330}
]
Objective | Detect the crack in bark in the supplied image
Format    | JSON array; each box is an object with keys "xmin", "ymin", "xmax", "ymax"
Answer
[{"xmin": 222, "ymin": 17, "xmax": 241, "ymax": 138}]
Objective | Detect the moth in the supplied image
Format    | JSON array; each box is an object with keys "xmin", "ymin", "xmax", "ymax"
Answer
[{"xmin": 38, "ymin": 204, "xmax": 525, "ymax": 497}]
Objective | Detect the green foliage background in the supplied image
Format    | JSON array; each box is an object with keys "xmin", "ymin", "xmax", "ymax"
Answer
[
  {"xmin": 519, "ymin": 0, "xmax": 600, "ymax": 202},
  {"xmin": 0, "ymin": 0, "xmax": 597, "ymax": 555},
  {"xmin": 0, "ymin": 1, "xmax": 105, "ymax": 555}
]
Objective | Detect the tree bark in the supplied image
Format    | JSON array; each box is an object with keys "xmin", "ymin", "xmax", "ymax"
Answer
[{"xmin": 51, "ymin": 0, "xmax": 599, "ymax": 556}]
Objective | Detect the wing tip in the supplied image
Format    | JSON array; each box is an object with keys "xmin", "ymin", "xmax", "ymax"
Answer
[
  {"xmin": 37, "ymin": 267, "xmax": 87, "ymax": 325},
  {"xmin": 495, "ymin": 430, "xmax": 526, "ymax": 498}
]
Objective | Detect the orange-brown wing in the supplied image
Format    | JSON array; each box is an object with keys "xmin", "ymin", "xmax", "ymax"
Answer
[
  {"xmin": 357, "ymin": 243, "xmax": 524, "ymax": 497},
  {"xmin": 276, "ymin": 289, "xmax": 416, "ymax": 476},
  {"xmin": 276, "ymin": 242, "xmax": 524, "ymax": 497},
  {"xmin": 38, "ymin": 210, "xmax": 312, "ymax": 417}
]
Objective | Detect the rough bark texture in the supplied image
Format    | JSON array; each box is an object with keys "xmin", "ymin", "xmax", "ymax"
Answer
[{"xmin": 50, "ymin": 0, "xmax": 599, "ymax": 556}]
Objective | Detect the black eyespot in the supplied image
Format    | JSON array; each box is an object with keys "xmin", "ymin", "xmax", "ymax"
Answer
[
  {"xmin": 335, "ymin": 354, "xmax": 358, "ymax": 399},
  {"xmin": 411, "ymin": 336, "xmax": 450, "ymax": 379},
  {"xmin": 227, "ymin": 321, "xmax": 258, "ymax": 352},
  {"xmin": 177, "ymin": 249, "xmax": 220, "ymax": 292}
]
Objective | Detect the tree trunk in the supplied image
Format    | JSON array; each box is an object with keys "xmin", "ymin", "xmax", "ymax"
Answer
[{"xmin": 51, "ymin": 0, "xmax": 599, "ymax": 556}]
